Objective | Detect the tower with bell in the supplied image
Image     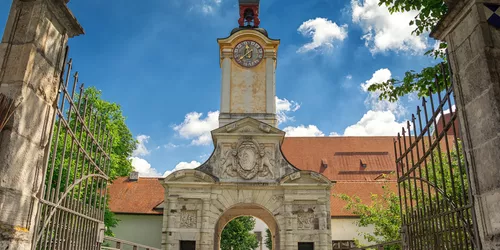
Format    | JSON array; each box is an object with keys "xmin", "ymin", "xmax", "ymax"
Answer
[
  {"xmin": 217, "ymin": 0, "xmax": 280, "ymax": 127},
  {"xmin": 162, "ymin": 2, "xmax": 333, "ymax": 250}
]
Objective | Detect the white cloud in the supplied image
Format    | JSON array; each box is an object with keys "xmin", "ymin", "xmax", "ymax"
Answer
[
  {"xmin": 164, "ymin": 143, "xmax": 179, "ymax": 149},
  {"xmin": 360, "ymin": 68, "xmax": 391, "ymax": 91},
  {"xmin": 351, "ymin": 0, "xmax": 427, "ymax": 54},
  {"xmin": 164, "ymin": 161, "xmax": 201, "ymax": 177},
  {"xmin": 132, "ymin": 135, "xmax": 151, "ymax": 157},
  {"xmin": 283, "ymin": 125, "xmax": 325, "ymax": 137},
  {"xmin": 329, "ymin": 132, "xmax": 341, "ymax": 136},
  {"xmin": 199, "ymin": 0, "xmax": 222, "ymax": 14},
  {"xmin": 297, "ymin": 17, "xmax": 348, "ymax": 53},
  {"xmin": 346, "ymin": 74, "xmax": 353, "ymax": 80},
  {"xmin": 174, "ymin": 111, "xmax": 219, "ymax": 146},
  {"xmin": 130, "ymin": 157, "xmax": 162, "ymax": 177},
  {"xmin": 343, "ymin": 110, "xmax": 406, "ymax": 136},
  {"xmin": 276, "ymin": 96, "xmax": 301, "ymax": 124},
  {"xmin": 361, "ymin": 68, "xmax": 406, "ymax": 117}
]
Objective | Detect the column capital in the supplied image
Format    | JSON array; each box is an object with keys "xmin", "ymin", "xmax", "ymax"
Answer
[{"xmin": 430, "ymin": 0, "xmax": 480, "ymax": 40}]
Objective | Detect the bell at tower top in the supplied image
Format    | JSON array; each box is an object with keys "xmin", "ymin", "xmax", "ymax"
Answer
[
  {"xmin": 229, "ymin": 0, "xmax": 269, "ymax": 37},
  {"xmin": 238, "ymin": 0, "xmax": 260, "ymax": 28}
]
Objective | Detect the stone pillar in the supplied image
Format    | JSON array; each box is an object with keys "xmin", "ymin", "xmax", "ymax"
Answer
[
  {"xmin": 431, "ymin": 1, "xmax": 500, "ymax": 248},
  {"xmin": 0, "ymin": 0, "xmax": 83, "ymax": 249},
  {"xmin": 264, "ymin": 49, "xmax": 276, "ymax": 115},
  {"xmin": 220, "ymin": 49, "xmax": 232, "ymax": 114},
  {"xmin": 164, "ymin": 196, "xmax": 179, "ymax": 250},
  {"xmin": 283, "ymin": 202, "xmax": 295, "ymax": 250},
  {"xmin": 200, "ymin": 198, "xmax": 213, "ymax": 250}
]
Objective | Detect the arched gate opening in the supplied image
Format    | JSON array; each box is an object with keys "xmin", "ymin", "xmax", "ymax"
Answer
[{"xmin": 214, "ymin": 203, "xmax": 280, "ymax": 250}]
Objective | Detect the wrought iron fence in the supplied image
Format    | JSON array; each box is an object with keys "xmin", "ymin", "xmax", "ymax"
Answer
[
  {"xmin": 332, "ymin": 240, "xmax": 356, "ymax": 249},
  {"xmin": 33, "ymin": 53, "xmax": 113, "ymax": 249},
  {"xmin": 350, "ymin": 241, "xmax": 402, "ymax": 250},
  {"xmin": 102, "ymin": 236, "xmax": 161, "ymax": 250},
  {"xmin": 394, "ymin": 64, "xmax": 480, "ymax": 249}
]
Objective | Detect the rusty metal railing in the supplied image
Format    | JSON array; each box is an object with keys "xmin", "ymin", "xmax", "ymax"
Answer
[
  {"xmin": 33, "ymin": 51, "xmax": 113, "ymax": 249},
  {"xmin": 350, "ymin": 240, "xmax": 402, "ymax": 250},
  {"xmin": 102, "ymin": 236, "xmax": 160, "ymax": 250},
  {"xmin": 394, "ymin": 63, "xmax": 480, "ymax": 249}
]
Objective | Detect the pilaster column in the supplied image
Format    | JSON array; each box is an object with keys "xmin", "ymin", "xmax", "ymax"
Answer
[
  {"xmin": 265, "ymin": 49, "xmax": 277, "ymax": 116},
  {"xmin": 200, "ymin": 198, "xmax": 213, "ymax": 250},
  {"xmin": 431, "ymin": 1, "xmax": 500, "ymax": 248},
  {"xmin": 284, "ymin": 202, "xmax": 295, "ymax": 250},
  {"xmin": 165, "ymin": 196, "xmax": 179, "ymax": 250},
  {"xmin": 220, "ymin": 48, "xmax": 232, "ymax": 114},
  {"xmin": 317, "ymin": 202, "xmax": 331, "ymax": 250},
  {"xmin": 0, "ymin": 0, "xmax": 83, "ymax": 249}
]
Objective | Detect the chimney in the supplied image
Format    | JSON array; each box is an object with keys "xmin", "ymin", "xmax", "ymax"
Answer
[
  {"xmin": 129, "ymin": 171, "xmax": 139, "ymax": 181},
  {"xmin": 321, "ymin": 159, "xmax": 328, "ymax": 168}
]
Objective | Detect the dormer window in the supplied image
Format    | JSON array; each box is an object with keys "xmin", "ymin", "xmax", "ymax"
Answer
[{"xmin": 360, "ymin": 160, "xmax": 367, "ymax": 168}]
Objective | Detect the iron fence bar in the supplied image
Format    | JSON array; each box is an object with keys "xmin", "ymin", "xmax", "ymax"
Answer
[
  {"xmin": 437, "ymin": 75, "xmax": 466, "ymax": 250},
  {"xmin": 33, "ymin": 55, "xmax": 112, "ymax": 250},
  {"xmin": 429, "ymin": 85, "xmax": 456, "ymax": 250},
  {"xmin": 54, "ymin": 107, "xmax": 110, "ymax": 177},
  {"xmin": 393, "ymin": 63, "xmax": 479, "ymax": 250},
  {"xmin": 396, "ymin": 85, "xmax": 454, "ymax": 162},
  {"xmin": 396, "ymin": 134, "xmax": 411, "ymax": 245}
]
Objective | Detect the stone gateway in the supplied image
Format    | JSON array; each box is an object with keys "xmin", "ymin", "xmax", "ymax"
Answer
[{"xmin": 161, "ymin": 1, "xmax": 333, "ymax": 249}]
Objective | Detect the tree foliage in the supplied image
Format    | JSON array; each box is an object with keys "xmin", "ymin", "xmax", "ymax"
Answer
[
  {"xmin": 336, "ymin": 140, "xmax": 468, "ymax": 249},
  {"xmin": 368, "ymin": 0, "xmax": 450, "ymax": 102},
  {"xmin": 221, "ymin": 216, "xmax": 259, "ymax": 250},
  {"xmin": 265, "ymin": 228, "xmax": 272, "ymax": 250},
  {"xmin": 48, "ymin": 86, "xmax": 136, "ymax": 236},
  {"xmin": 337, "ymin": 185, "xmax": 401, "ymax": 249}
]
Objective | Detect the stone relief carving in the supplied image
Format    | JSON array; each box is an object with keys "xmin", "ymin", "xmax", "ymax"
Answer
[
  {"xmin": 297, "ymin": 211, "xmax": 314, "ymax": 229},
  {"xmin": 219, "ymin": 138, "xmax": 275, "ymax": 180},
  {"xmin": 180, "ymin": 210, "xmax": 197, "ymax": 228}
]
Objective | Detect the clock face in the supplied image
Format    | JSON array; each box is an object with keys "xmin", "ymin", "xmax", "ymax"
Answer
[{"xmin": 233, "ymin": 40, "xmax": 264, "ymax": 68}]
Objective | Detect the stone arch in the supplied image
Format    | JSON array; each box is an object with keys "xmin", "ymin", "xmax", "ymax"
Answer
[
  {"xmin": 213, "ymin": 203, "xmax": 281, "ymax": 250},
  {"xmin": 163, "ymin": 169, "xmax": 217, "ymax": 183}
]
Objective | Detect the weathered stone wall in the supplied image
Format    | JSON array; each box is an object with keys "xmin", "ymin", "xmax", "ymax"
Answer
[
  {"xmin": 163, "ymin": 118, "xmax": 332, "ymax": 250},
  {"xmin": 0, "ymin": 0, "xmax": 83, "ymax": 248},
  {"xmin": 431, "ymin": 0, "xmax": 500, "ymax": 248},
  {"xmin": 162, "ymin": 178, "xmax": 332, "ymax": 250}
]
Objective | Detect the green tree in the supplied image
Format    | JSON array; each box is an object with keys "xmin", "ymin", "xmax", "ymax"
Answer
[
  {"xmin": 265, "ymin": 228, "xmax": 272, "ymax": 250},
  {"xmin": 336, "ymin": 140, "xmax": 468, "ymax": 249},
  {"xmin": 221, "ymin": 216, "xmax": 259, "ymax": 250},
  {"xmin": 336, "ymin": 185, "xmax": 401, "ymax": 249},
  {"xmin": 368, "ymin": 0, "xmax": 449, "ymax": 102},
  {"xmin": 48, "ymin": 86, "xmax": 136, "ymax": 236}
]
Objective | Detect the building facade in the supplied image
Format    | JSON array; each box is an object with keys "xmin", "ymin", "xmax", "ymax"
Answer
[{"xmin": 107, "ymin": 1, "xmax": 398, "ymax": 249}]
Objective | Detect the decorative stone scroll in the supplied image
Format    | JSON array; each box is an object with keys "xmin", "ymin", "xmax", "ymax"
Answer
[
  {"xmin": 219, "ymin": 138, "xmax": 275, "ymax": 180},
  {"xmin": 297, "ymin": 211, "xmax": 314, "ymax": 229},
  {"xmin": 180, "ymin": 210, "xmax": 197, "ymax": 228}
]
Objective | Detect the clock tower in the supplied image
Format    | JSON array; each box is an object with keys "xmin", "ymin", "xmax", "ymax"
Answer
[{"xmin": 217, "ymin": 0, "xmax": 280, "ymax": 127}]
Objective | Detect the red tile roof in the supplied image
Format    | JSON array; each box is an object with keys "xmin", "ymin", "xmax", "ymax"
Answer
[
  {"xmin": 108, "ymin": 137, "xmax": 401, "ymax": 216},
  {"xmin": 281, "ymin": 137, "xmax": 397, "ymax": 181},
  {"xmin": 108, "ymin": 177, "xmax": 164, "ymax": 215}
]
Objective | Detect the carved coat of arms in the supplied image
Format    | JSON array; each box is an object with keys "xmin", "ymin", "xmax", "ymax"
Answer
[{"xmin": 220, "ymin": 138, "xmax": 274, "ymax": 180}]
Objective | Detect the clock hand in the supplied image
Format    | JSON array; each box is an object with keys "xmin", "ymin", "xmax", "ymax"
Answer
[{"xmin": 239, "ymin": 49, "xmax": 253, "ymax": 60}]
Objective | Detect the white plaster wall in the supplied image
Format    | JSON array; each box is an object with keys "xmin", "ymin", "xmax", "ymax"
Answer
[
  {"xmin": 253, "ymin": 217, "xmax": 270, "ymax": 250},
  {"xmin": 331, "ymin": 218, "xmax": 375, "ymax": 246},
  {"xmin": 108, "ymin": 214, "xmax": 163, "ymax": 249}
]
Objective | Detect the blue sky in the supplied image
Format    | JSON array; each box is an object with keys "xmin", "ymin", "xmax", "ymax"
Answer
[{"xmin": 0, "ymin": 0, "xmax": 441, "ymax": 176}]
